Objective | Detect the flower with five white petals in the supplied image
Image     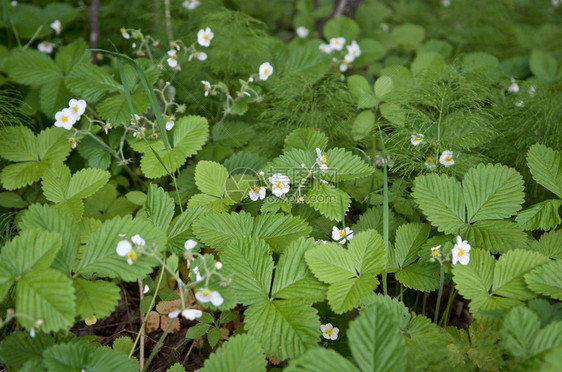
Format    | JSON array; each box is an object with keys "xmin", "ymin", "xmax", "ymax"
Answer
[
  {"xmin": 167, "ymin": 49, "xmax": 179, "ymax": 68},
  {"xmin": 131, "ymin": 234, "xmax": 146, "ymax": 246},
  {"xmin": 269, "ymin": 173, "xmax": 290, "ymax": 197},
  {"xmin": 259, "ymin": 62, "xmax": 273, "ymax": 81},
  {"xmin": 54, "ymin": 108, "xmax": 77, "ymax": 130},
  {"xmin": 332, "ymin": 226, "xmax": 353, "ymax": 244},
  {"xmin": 196, "ymin": 288, "xmax": 224, "ymax": 306},
  {"xmin": 329, "ymin": 37, "xmax": 345, "ymax": 51},
  {"xmin": 439, "ymin": 151, "xmax": 454, "ymax": 167},
  {"xmin": 182, "ymin": 308, "xmax": 203, "ymax": 320},
  {"xmin": 508, "ymin": 77, "xmax": 519, "ymax": 93},
  {"xmin": 116, "ymin": 241, "xmax": 136, "ymax": 265},
  {"xmin": 346, "ymin": 40, "xmax": 361, "ymax": 58},
  {"xmin": 431, "ymin": 245, "xmax": 441, "ymax": 258},
  {"xmin": 202, "ymin": 80, "xmax": 211, "ymax": 96},
  {"xmin": 68, "ymin": 99, "xmax": 86, "ymax": 119},
  {"xmin": 184, "ymin": 239, "xmax": 198, "ymax": 251},
  {"xmin": 320, "ymin": 323, "xmax": 339, "ymax": 340},
  {"xmin": 339, "ymin": 54, "xmax": 354, "ymax": 72},
  {"xmin": 319, "ymin": 43, "xmax": 332, "ymax": 53},
  {"xmin": 38, "ymin": 41, "xmax": 55, "ymax": 54},
  {"xmin": 189, "ymin": 51, "xmax": 207, "ymax": 61},
  {"xmin": 197, "ymin": 27, "xmax": 214, "ymax": 47},
  {"xmin": 425, "ymin": 157, "xmax": 437, "ymax": 170},
  {"xmin": 51, "ymin": 20, "xmax": 62, "ymax": 35},
  {"xmin": 296, "ymin": 26, "xmax": 310, "ymax": 38},
  {"xmin": 452, "ymin": 236, "xmax": 471, "ymax": 265},
  {"xmin": 411, "ymin": 133, "xmax": 424, "ymax": 146},
  {"xmin": 249, "ymin": 185, "xmax": 266, "ymax": 201}
]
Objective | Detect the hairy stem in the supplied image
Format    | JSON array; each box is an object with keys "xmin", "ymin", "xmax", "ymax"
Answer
[{"xmin": 434, "ymin": 262, "xmax": 444, "ymax": 323}]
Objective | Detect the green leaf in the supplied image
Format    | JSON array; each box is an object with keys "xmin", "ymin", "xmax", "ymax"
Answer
[
  {"xmin": 327, "ymin": 274, "xmax": 379, "ymax": 314},
  {"xmin": 412, "ymin": 173, "xmax": 465, "ymax": 234},
  {"xmin": 16, "ymin": 269, "xmax": 76, "ymax": 332},
  {"xmin": 324, "ymin": 148, "xmax": 373, "ymax": 181},
  {"xmin": 391, "ymin": 24, "xmax": 425, "ymax": 50},
  {"xmin": 392, "ymin": 223, "xmax": 430, "ymax": 269},
  {"xmin": 271, "ymin": 238, "xmax": 327, "ymax": 302},
  {"xmin": 202, "ymin": 334, "xmax": 267, "ymax": 372},
  {"xmin": 348, "ymin": 303, "xmax": 407, "ymax": 372},
  {"xmin": 453, "ymin": 249, "xmax": 494, "ymax": 307},
  {"xmin": 306, "ymin": 182, "xmax": 351, "ymax": 221},
  {"xmin": 0, "ymin": 332, "xmax": 57, "ymax": 369},
  {"xmin": 529, "ymin": 229, "xmax": 562, "ymax": 260},
  {"xmin": 352, "ymin": 110, "xmax": 375, "ymax": 141},
  {"xmin": 76, "ymin": 215, "xmax": 167, "ymax": 281},
  {"xmin": 192, "ymin": 211, "xmax": 253, "ymax": 250},
  {"xmin": 323, "ymin": 16, "xmax": 359, "ymax": 40},
  {"xmin": 5, "ymin": 49, "xmax": 62, "ymax": 85},
  {"xmin": 347, "ymin": 75, "xmax": 378, "ymax": 109},
  {"xmin": 284, "ymin": 128, "xmax": 328, "ymax": 152},
  {"xmin": 348, "ymin": 230, "xmax": 386, "ymax": 274},
  {"xmin": 145, "ymin": 184, "xmax": 175, "ymax": 231},
  {"xmin": 411, "ymin": 52, "xmax": 445, "ymax": 78},
  {"xmin": 527, "ymin": 144, "xmax": 562, "ymax": 198},
  {"xmin": 0, "ymin": 229, "xmax": 62, "ymax": 277},
  {"xmin": 167, "ymin": 206, "xmax": 211, "ymax": 253},
  {"xmin": 113, "ymin": 337, "xmax": 134, "ymax": 355},
  {"xmin": 39, "ymin": 78, "xmax": 72, "ymax": 117},
  {"xmin": 286, "ymin": 348, "xmax": 360, "ymax": 372},
  {"xmin": 65, "ymin": 63, "xmax": 121, "ymax": 102},
  {"xmin": 130, "ymin": 115, "xmax": 209, "ymax": 178},
  {"xmin": 97, "ymin": 92, "xmax": 149, "ymax": 125},
  {"xmin": 516, "ymin": 199, "xmax": 562, "ymax": 231},
  {"xmin": 42, "ymin": 342, "xmax": 93, "ymax": 371},
  {"xmin": 221, "ymin": 236, "xmax": 273, "ymax": 305},
  {"xmin": 0, "ymin": 125, "xmax": 38, "ymax": 162},
  {"xmin": 492, "ymin": 249, "xmax": 547, "ymax": 300},
  {"xmin": 55, "ymin": 39, "xmax": 89, "ymax": 73},
  {"xmin": 73, "ymin": 278, "xmax": 121, "ymax": 320},
  {"xmin": 85, "ymin": 345, "xmax": 139, "ymax": 372},
  {"xmin": 463, "ymin": 163, "xmax": 524, "ymax": 223},
  {"xmin": 20, "ymin": 204, "xmax": 81, "ymax": 274},
  {"xmin": 305, "ymin": 243, "xmax": 356, "ymax": 283},
  {"xmin": 360, "ymin": 293, "xmax": 410, "ymax": 330},
  {"xmin": 525, "ymin": 260, "xmax": 562, "ymax": 301},
  {"xmin": 196, "ymin": 161, "xmax": 229, "ymax": 198},
  {"xmin": 461, "ymin": 220, "xmax": 528, "ymax": 254},
  {"xmin": 0, "ymin": 162, "xmax": 48, "ymax": 191},
  {"xmin": 245, "ymin": 299, "xmax": 319, "ymax": 360},
  {"xmin": 530, "ymin": 50, "xmax": 560, "ymax": 82},
  {"xmin": 461, "ymin": 52, "xmax": 499, "ymax": 72},
  {"xmin": 186, "ymin": 323, "xmax": 211, "ymax": 339},
  {"xmin": 208, "ymin": 327, "xmax": 222, "ymax": 348},
  {"xmin": 374, "ymin": 76, "xmax": 394, "ymax": 98},
  {"xmin": 253, "ymin": 213, "xmax": 312, "ymax": 252},
  {"xmin": 395, "ymin": 261, "xmax": 440, "ymax": 292}
]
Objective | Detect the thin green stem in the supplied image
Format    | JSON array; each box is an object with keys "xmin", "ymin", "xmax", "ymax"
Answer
[
  {"xmin": 129, "ymin": 262, "xmax": 167, "ymax": 358},
  {"xmin": 434, "ymin": 262, "xmax": 445, "ymax": 323},
  {"xmin": 439, "ymin": 286, "xmax": 457, "ymax": 327},
  {"xmin": 376, "ymin": 121, "xmax": 389, "ymax": 296},
  {"xmin": 142, "ymin": 315, "xmax": 174, "ymax": 372},
  {"xmin": 23, "ymin": 25, "xmax": 43, "ymax": 49}
]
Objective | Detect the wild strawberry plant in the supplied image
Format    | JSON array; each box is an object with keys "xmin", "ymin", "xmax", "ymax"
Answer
[{"xmin": 0, "ymin": 0, "xmax": 561, "ymax": 371}]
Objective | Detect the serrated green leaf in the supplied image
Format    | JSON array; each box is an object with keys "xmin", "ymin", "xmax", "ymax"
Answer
[
  {"xmin": 202, "ymin": 334, "xmax": 267, "ymax": 372},
  {"xmin": 348, "ymin": 303, "xmax": 407, "ymax": 372},
  {"xmin": 55, "ymin": 39, "xmax": 89, "ymax": 73},
  {"xmin": 284, "ymin": 128, "xmax": 328, "ymax": 152},
  {"xmin": 167, "ymin": 363, "xmax": 186, "ymax": 372},
  {"xmin": 196, "ymin": 161, "xmax": 229, "ymax": 198},
  {"xmin": 245, "ymin": 299, "xmax": 319, "ymax": 360},
  {"xmin": 74, "ymin": 278, "xmax": 121, "ymax": 320},
  {"xmin": 392, "ymin": 24, "xmax": 425, "ymax": 50},
  {"xmin": 392, "ymin": 223, "xmax": 430, "ymax": 269},
  {"xmin": 186, "ymin": 323, "xmax": 211, "ymax": 339},
  {"xmin": 252, "ymin": 213, "xmax": 311, "ymax": 252},
  {"xmin": 347, "ymin": 75, "xmax": 378, "ymax": 108},
  {"xmin": 352, "ymin": 110, "xmax": 375, "ymax": 141},
  {"xmin": 360, "ymin": 293, "xmax": 411, "ymax": 330},
  {"xmin": 192, "ymin": 211, "xmax": 253, "ymax": 250},
  {"xmin": 145, "ymin": 184, "xmax": 175, "ymax": 231},
  {"xmin": 39, "ymin": 78, "xmax": 72, "ymax": 117},
  {"xmin": 529, "ymin": 230, "xmax": 562, "ymax": 260},
  {"xmin": 97, "ymin": 92, "xmax": 149, "ymax": 125},
  {"xmin": 5, "ymin": 49, "xmax": 62, "ymax": 85},
  {"xmin": 527, "ymin": 144, "xmax": 562, "ymax": 198},
  {"xmin": 305, "ymin": 243, "xmax": 356, "ymax": 283},
  {"xmin": 530, "ymin": 50, "xmax": 560, "ymax": 82},
  {"xmin": 306, "ymin": 182, "xmax": 351, "ymax": 221},
  {"xmin": 492, "ymin": 249, "xmax": 547, "ymax": 300},
  {"xmin": 0, "ymin": 162, "xmax": 49, "ymax": 190},
  {"xmin": 286, "ymin": 348, "xmax": 359, "ymax": 372},
  {"xmin": 525, "ymin": 260, "xmax": 562, "ymax": 301},
  {"xmin": 327, "ymin": 274, "xmax": 378, "ymax": 314},
  {"xmin": 208, "ymin": 327, "xmax": 222, "ymax": 348},
  {"xmin": 516, "ymin": 199, "xmax": 562, "ymax": 231},
  {"xmin": 374, "ymin": 76, "xmax": 394, "ymax": 98},
  {"xmin": 453, "ymin": 249, "xmax": 494, "ymax": 304},
  {"xmin": 396, "ymin": 261, "xmax": 440, "ymax": 292},
  {"xmin": 167, "ymin": 206, "xmax": 212, "ymax": 254},
  {"xmin": 17, "ymin": 269, "xmax": 76, "ymax": 332},
  {"xmin": 323, "ymin": 16, "xmax": 359, "ymax": 40},
  {"xmin": 0, "ymin": 125, "xmax": 38, "ymax": 162},
  {"xmin": 412, "ymin": 173, "xmax": 465, "ymax": 234},
  {"xmin": 463, "ymin": 164, "xmax": 525, "ymax": 222},
  {"xmin": 76, "ymin": 215, "xmax": 167, "ymax": 281},
  {"xmin": 324, "ymin": 148, "xmax": 373, "ymax": 181},
  {"xmin": 461, "ymin": 220, "xmax": 528, "ymax": 254},
  {"xmin": 221, "ymin": 236, "xmax": 273, "ymax": 305},
  {"xmin": 348, "ymin": 230, "xmax": 386, "ymax": 274},
  {"xmin": 113, "ymin": 337, "xmax": 134, "ymax": 355},
  {"xmin": 65, "ymin": 63, "xmax": 121, "ymax": 102},
  {"xmin": 43, "ymin": 342, "xmax": 93, "ymax": 371},
  {"xmin": 0, "ymin": 332, "xmax": 56, "ymax": 369}
]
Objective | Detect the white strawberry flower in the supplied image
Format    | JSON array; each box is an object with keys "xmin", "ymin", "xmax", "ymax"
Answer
[
  {"xmin": 166, "ymin": 119, "xmax": 175, "ymax": 131},
  {"xmin": 38, "ymin": 41, "xmax": 55, "ymax": 54},
  {"xmin": 339, "ymin": 53, "xmax": 354, "ymax": 72},
  {"xmin": 425, "ymin": 157, "xmax": 437, "ymax": 170},
  {"xmin": 182, "ymin": 309, "xmax": 203, "ymax": 320},
  {"xmin": 316, "ymin": 148, "xmax": 328, "ymax": 171},
  {"xmin": 332, "ymin": 226, "xmax": 353, "ymax": 244},
  {"xmin": 439, "ymin": 151, "xmax": 454, "ymax": 167},
  {"xmin": 188, "ymin": 51, "xmax": 207, "ymax": 61},
  {"xmin": 197, "ymin": 27, "xmax": 214, "ymax": 47},
  {"xmin": 269, "ymin": 173, "xmax": 290, "ymax": 197},
  {"xmin": 51, "ymin": 20, "xmax": 62, "ymax": 35},
  {"xmin": 249, "ymin": 185, "xmax": 266, "ymax": 201},
  {"xmin": 202, "ymin": 81, "xmax": 211, "ymax": 96},
  {"xmin": 452, "ymin": 236, "xmax": 471, "ymax": 265},
  {"xmin": 11, "ymin": 1, "xmax": 17, "ymax": 6},
  {"xmin": 431, "ymin": 245, "xmax": 442, "ymax": 258},
  {"xmin": 441, "ymin": 0, "xmax": 451, "ymax": 7},
  {"xmin": 116, "ymin": 240, "xmax": 137, "ymax": 265},
  {"xmin": 508, "ymin": 77, "xmax": 519, "ymax": 93},
  {"xmin": 68, "ymin": 99, "xmax": 86, "ymax": 119},
  {"xmin": 411, "ymin": 133, "xmax": 424, "ymax": 146},
  {"xmin": 515, "ymin": 100, "xmax": 524, "ymax": 107},
  {"xmin": 54, "ymin": 108, "xmax": 77, "ymax": 130},
  {"xmin": 329, "ymin": 37, "xmax": 345, "ymax": 51},
  {"xmin": 259, "ymin": 62, "xmax": 273, "ymax": 81},
  {"xmin": 319, "ymin": 43, "xmax": 332, "ymax": 53},
  {"xmin": 167, "ymin": 49, "xmax": 178, "ymax": 68},
  {"xmin": 131, "ymin": 234, "xmax": 146, "ymax": 247},
  {"xmin": 184, "ymin": 239, "xmax": 198, "ymax": 251},
  {"xmin": 120, "ymin": 28, "xmax": 130, "ymax": 39},
  {"xmin": 296, "ymin": 26, "xmax": 309, "ymax": 38},
  {"xmin": 196, "ymin": 288, "xmax": 224, "ymax": 306},
  {"xmin": 320, "ymin": 323, "xmax": 339, "ymax": 340},
  {"xmin": 193, "ymin": 266, "xmax": 203, "ymax": 282},
  {"xmin": 182, "ymin": 0, "xmax": 200, "ymax": 10},
  {"xmin": 215, "ymin": 262, "xmax": 223, "ymax": 270},
  {"xmin": 168, "ymin": 310, "xmax": 180, "ymax": 319},
  {"xmin": 346, "ymin": 40, "xmax": 361, "ymax": 58}
]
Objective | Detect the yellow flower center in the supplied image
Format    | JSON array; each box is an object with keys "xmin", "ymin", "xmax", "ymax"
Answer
[
  {"xmin": 43, "ymin": 42, "xmax": 49, "ymax": 46},
  {"xmin": 344, "ymin": 60, "xmax": 350, "ymax": 66},
  {"xmin": 446, "ymin": 156, "xmax": 452, "ymax": 162},
  {"xmin": 276, "ymin": 181, "xmax": 284, "ymax": 188},
  {"xmin": 415, "ymin": 137, "xmax": 421, "ymax": 141},
  {"xmin": 264, "ymin": 69, "xmax": 269, "ymax": 74},
  {"xmin": 171, "ymin": 54, "xmax": 177, "ymax": 60},
  {"xmin": 432, "ymin": 249, "xmax": 439, "ymax": 256},
  {"xmin": 458, "ymin": 248, "xmax": 465, "ymax": 256},
  {"xmin": 427, "ymin": 157, "xmax": 434, "ymax": 163},
  {"xmin": 202, "ymin": 288, "xmax": 211, "ymax": 296},
  {"xmin": 204, "ymin": 34, "xmax": 209, "ymax": 40},
  {"xmin": 321, "ymin": 155, "xmax": 327, "ymax": 162},
  {"xmin": 339, "ymin": 230, "xmax": 346, "ymax": 237},
  {"xmin": 251, "ymin": 185, "xmax": 260, "ymax": 192},
  {"xmin": 73, "ymin": 106, "xmax": 79, "ymax": 112},
  {"xmin": 127, "ymin": 250, "xmax": 137, "ymax": 261},
  {"xmin": 326, "ymin": 329, "xmax": 333, "ymax": 335},
  {"xmin": 62, "ymin": 115, "xmax": 68, "ymax": 122}
]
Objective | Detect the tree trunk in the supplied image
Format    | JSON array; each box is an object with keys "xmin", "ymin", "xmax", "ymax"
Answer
[{"xmin": 330, "ymin": 0, "xmax": 363, "ymax": 18}]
